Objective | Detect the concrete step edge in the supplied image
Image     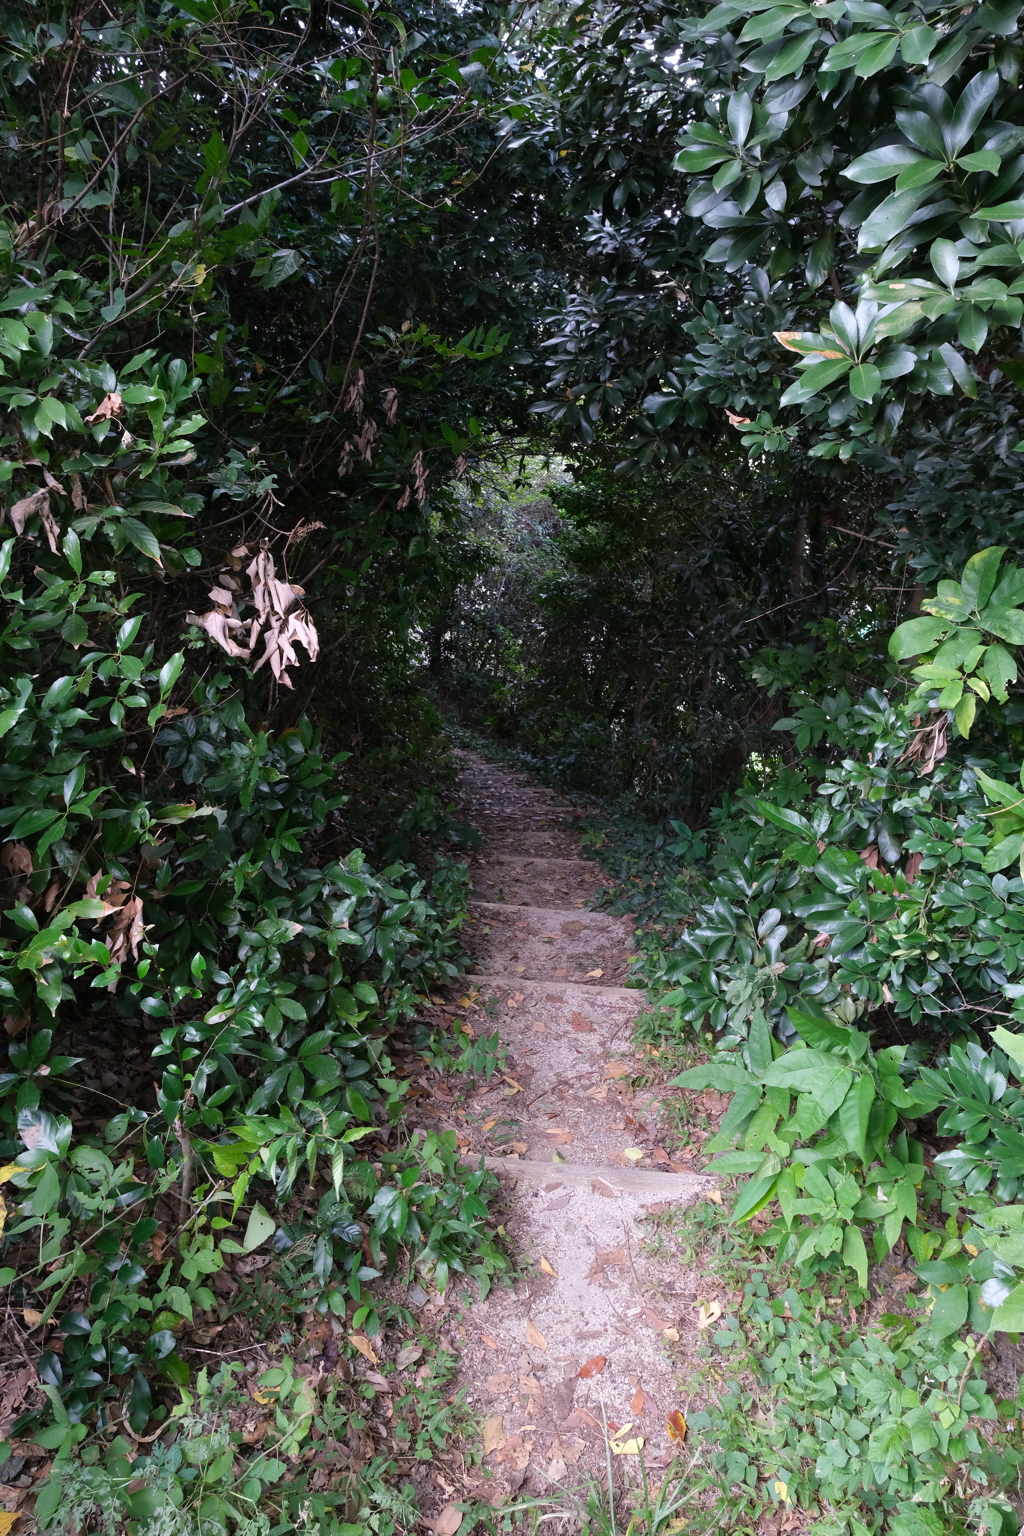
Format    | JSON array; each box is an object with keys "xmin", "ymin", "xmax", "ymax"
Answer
[{"xmin": 467, "ymin": 899, "xmax": 628, "ymax": 922}]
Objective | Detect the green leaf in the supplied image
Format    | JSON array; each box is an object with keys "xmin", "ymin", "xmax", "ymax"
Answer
[
  {"xmin": 982, "ymin": 641, "xmax": 1016, "ymax": 701},
  {"xmin": 778, "ymin": 356, "xmax": 852, "ymax": 405},
  {"xmin": 976, "ymin": 199, "xmax": 1024, "ymax": 220},
  {"xmin": 733, "ymin": 1173, "xmax": 779, "ymax": 1222},
  {"xmin": 962, "ymin": 547, "xmax": 1006, "ymax": 610},
  {"xmin": 754, "ymin": 799, "xmax": 814, "ymax": 836},
  {"xmin": 849, "ymin": 362, "xmax": 882, "ymax": 400},
  {"xmin": 888, "ymin": 615, "xmax": 948, "ymax": 659},
  {"xmin": 991, "ymin": 1025, "xmax": 1024, "ymax": 1073},
  {"xmin": 762, "ymin": 1048, "xmax": 851, "ymax": 1098},
  {"xmin": 120, "ymin": 517, "xmax": 163, "ymax": 565},
  {"xmin": 954, "ymin": 691, "xmax": 977, "ymax": 737},
  {"xmin": 981, "ymin": 605, "xmax": 1024, "ymax": 644},
  {"xmin": 858, "ymin": 186, "xmax": 937, "ymax": 250},
  {"xmin": 853, "ymin": 32, "xmax": 900, "ymax": 76},
  {"xmin": 844, "ymin": 144, "xmax": 929, "ymax": 185},
  {"xmin": 128, "ymin": 1368, "xmax": 152, "ymax": 1433},
  {"xmin": 982, "ymin": 832, "xmax": 1024, "ymax": 872},
  {"xmin": 837, "ymin": 1073, "xmax": 874, "ymax": 1161},
  {"xmin": 930, "ymin": 1282, "xmax": 969, "ymax": 1339},
  {"xmin": 959, "ymin": 303, "xmax": 989, "ymax": 354},
  {"xmin": 843, "ymin": 1223, "xmax": 869, "ymax": 1287},
  {"xmin": 990, "ymin": 1282, "xmax": 1024, "ymax": 1332},
  {"xmin": 243, "ymin": 1202, "xmax": 276, "ymax": 1252}
]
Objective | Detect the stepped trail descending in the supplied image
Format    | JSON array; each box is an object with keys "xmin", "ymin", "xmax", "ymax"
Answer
[{"xmin": 441, "ymin": 752, "xmax": 714, "ymax": 1502}]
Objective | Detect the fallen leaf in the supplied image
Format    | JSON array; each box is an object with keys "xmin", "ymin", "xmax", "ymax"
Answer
[
  {"xmin": 666, "ymin": 1410, "xmax": 687, "ymax": 1443},
  {"xmin": 632, "ymin": 1386, "xmax": 658, "ymax": 1417},
  {"xmin": 644, "ymin": 1308, "xmax": 673, "ymax": 1332},
  {"xmin": 547, "ymin": 1456, "xmax": 567, "ymax": 1481},
  {"xmin": 603, "ymin": 1062, "xmax": 630, "ymax": 1080},
  {"xmin": 431, "ymin": 1505, "xmax": 463, "ymax": 1536},
  {"xmin": 481, "ymin": 1334, "xmax": 499, "ymax": 1350},
  {"xmin": 623, "ymin": 1148, "xmax": 645, "ymax": 1162},
  {"xmin": 577, "ymin": 1355, "xmax": 606, "ymax": 1379},
  {"xmin": 510, "ymin": 1141, "xmax": 529, "ymax": 1154},
  {"xmin": 546, "ymin": 1193, "xmax": 571, "ymax": 1210},
  {"xmin": 706, "ymin": 1188, "xmax": 723, "ymax": 1205},
  {"xmin": 663, "ymin": 1326, "xmax": 680, "ymax": 1341},
  {"xmin": 502, "ymin": 1075, "xmax": 523, "ymax": 1093},
  {"xmin": 526, "ymin": 1319, "xmax": 548, "ymax": 1350},
  {"xmin": 566, "ymin": 1405, "xmax": 602, "ymax": 1431},
  {"xmin": 482, "ymin": 1117, "xmax": 498, "ymax": 1132},
  {"xmin": 483, "ymin": 1415, "xmax": 506, "ymax": 1454},
  {"xmin": 586, "ymin": 1083, "xmax": 610, "ymax": 1100},
  {"xmin": 486, "ymin": 1373, "xmax": 514, "ymax": 1395},
  {"xmin": 348, "ymin": 1333, "xmax": 378, "ymax": 1363},
  {"xmin": 396, "ymin": 1343, "xmax": 423, "ymax": 1370},
  {"xmin": 540, "ymin": 1256, "xmax": 559, "ymax": 1277},
  {"xmin": 0, "ymin": 1515, "xmax": 20, "ymax": 1536},
  {"xmin": 609, "ymin": 1423, "xmax": 644, "ymax": 1455},
  {"xmin": 587, "ymin": 1247, "xmax": 626, "ymax": 1278},
  {"xmin": 22, "ymin": 1308, "xmax": 43, "ymax": 1328},
  {"xmin": 364, "ymin": 1370, "xmax": 391, "ymax": 1392},
  {"xmin": 590, "ymin": 1177, "xmax": 619, "ymax": 1198},
  {"xmin": 696, "ymin": 1301, "xmax": 723, "ymax": 1330},
  {"xmin": 532, "ymin": 1021, "xmax": 547, "ymax": 1032},
  {"xmin": 543, "ymin": 1129, "xmax": 573, "ymax": 1144},
  {"xmin": 571, "ymin": 1012, "xmax": 595, "ymax": 1033}
]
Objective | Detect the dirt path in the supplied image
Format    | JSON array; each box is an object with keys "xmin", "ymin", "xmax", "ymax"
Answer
[{"xmin": 445, "ymin": 752, "xmax": 713, "ymax": 1503}]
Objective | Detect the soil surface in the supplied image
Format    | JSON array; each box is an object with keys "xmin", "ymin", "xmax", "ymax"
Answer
[{"xmin": 441, "ymin": 753, "xmax": 716, "ymax": 1503}]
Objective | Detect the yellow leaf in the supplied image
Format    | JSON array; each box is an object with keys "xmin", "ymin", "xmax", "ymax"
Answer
[
  {"xmin": 525, "ymin": 1319, "xmax": 548, "ymax": 1350},
  {"xmin": 0, "ymin": 1512, "xmax": 21, "ymax": 1536},
  {"xmin": 0, "ymin": 1165, "xmax": 26, "ymax": 1183},
  {"xmin": 253, "ymin": 1387, "xmax": 277, "ymax": 1404},
  {"xmin": 666, "ymin": 1410, "xmax": 687, "ymax": 1442},
  {"xmin": 623, "ymin": 1148, "xmax": 644, "ymax": 1162},
  {"xmin": 22, "ymin": 1307, "xmax": 43, "ymax": 1328},
  {"xmin": 706, "ymin": 1188, "xmax": 723, "ymax": 1205},
  {"xmin": 349, "ymin": 1333, "xmax": 378, "ymax": 1364},
  {"xmin": 539, "ymin": 1256, "xmax": 559, "ymax": 1277},
  {"xmin": 774, "ymin": 1480, "xmax": 791, "ymax": 1505},
  {"xmin": 696, "ymin": 1301, "xmax": 723, "ymax": 1330},
  {"xmin": 502, "ymin": 1076, "xmax": 523, "ymax": 1093},
  {"xmin": 609, "ymin": 1424, "xmax": 645, "ymax": 1455},
  {"xmin": 482, "ymin": 1118, "xmax": 498, "ymax": 1132},
  {"xmin": 965, "ymin": 1243, "xmax": 979, "ymax": 1256}
]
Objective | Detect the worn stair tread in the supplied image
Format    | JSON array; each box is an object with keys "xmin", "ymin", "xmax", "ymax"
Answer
[
  {"xmin": 467, "ymin": 899, "xmax": 626, "ymax": 921},
  {"xmin": 465, "ymin": 972, "xmax": 643, "ymax": 1002},
  {"xmin": 470, "ymin": 856, "xmax": 596, "ymax": 868},
  {"xmin": 461, "ymin": 1154, "xmax": 710, "ymax": 1198}
]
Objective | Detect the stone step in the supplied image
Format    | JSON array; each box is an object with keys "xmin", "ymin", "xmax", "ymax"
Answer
[
  {"xmin": 466, "ymin": 972, "xmax": 643, "ymax": 1004},
  {"xmin": 468, "ymin": 899, "xmax": 626, "ymax": 923},
  {"xmin": 461, "ymin": 1154, "xmax": 709, "ymax": 1201}
]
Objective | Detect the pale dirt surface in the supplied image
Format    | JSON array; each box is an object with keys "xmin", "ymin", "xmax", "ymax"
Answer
[{"xmin": 434, "ymin": 752, "xmax": 718, "ymax": 1505}]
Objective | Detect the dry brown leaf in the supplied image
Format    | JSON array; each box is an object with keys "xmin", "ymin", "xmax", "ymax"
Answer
[
  {"xmin": 577, "ymin": 1355, "xmax": 606, "ymax": 1379},
  {"xmin": 588, "ymin": 1247, "xmax": 625, "ymax": 1278},
  {"xmin": 430, "ymin": 1505, "xmax": 463, "ymax": 1536},
  {"xmin": 602, "ymin": 1062, "xmax": 630, "ymax": 1080},
  {"xmin": 482, "ymin": 1415, "xmax": 506, "ymax": 1455},
  {"xmin": 666, "ymin": 1409, "xmax": 687, "ymax": 1443},
  {"xmin": 9, "ymin": 489, "xmax": 49, "ymax": 540},
  {"xmin": 84, "ymin": 391, "xmax": 123, "ymax": 423},
  {"xmin": 396, "ymin": 1343, "xmax": 423, "ymax": 1370},
  {"xmin": 542, "ymin": 1129, "xmax": 573, "ymax": 1145},
  {"xmin": 586, "ymin": 1083, "xmax": 609, "ymax": 1100},
  {"xmin": 348, "ymin": 1333, "xmax": 378, "ymax": 1363},
  {"xmin": 481, "ymin": 1333, "xmax": 499, "ymax": 1350},
  {"xmin": 632, "ymin": 1386, "xmax": 658, "ymax": 1417},
  {"xmin": 539, "ymin": 1256, "xmax": 559, "ymax": 1278},
  {"xmin": 706, "ymin": 1189, "xmax": 723, "ymax": 1206},
  {"xmin": 0, "ymin": 844, "xmax": 31, "ymax": 878},
  {"xmin": 570, "ymin": 1011, "xmax": 595, "ymax": 1033},
  {"xmin": 525, "ymin": 1319, "xmax": 547, "ymax": 1351},
  {"xmin": 22, "ymin": 1308, "xmax": 43, "ymax": 1328},
  {"xmin": 590, "ymin": 1177, "xmax": 618, "ymax": 1198},
  {"xmin": 485, "ymin": 1373, "xmax": 514, "ymax": 1395},
  {"xmin": 584, "ymin": 968, "xmax": 604, "ymax": 978}
]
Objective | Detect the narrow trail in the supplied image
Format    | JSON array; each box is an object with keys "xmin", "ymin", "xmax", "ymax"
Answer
[{"xmin": 445, "ymin": 752, "xmax": 714, "ymax": 1502}]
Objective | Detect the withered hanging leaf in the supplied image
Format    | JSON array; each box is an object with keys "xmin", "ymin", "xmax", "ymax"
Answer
[
  {"xmin": 9, "ymin": 488, "xmax": 49, "ymax": 538},
  {"xmin": 84, "ymin": 390, "xmax": 123, "ymax": 423}
]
